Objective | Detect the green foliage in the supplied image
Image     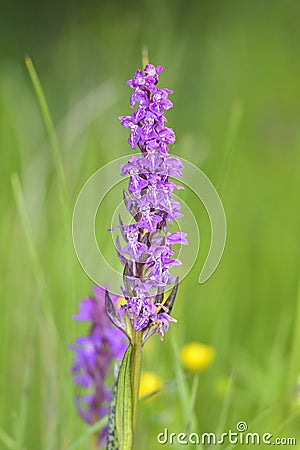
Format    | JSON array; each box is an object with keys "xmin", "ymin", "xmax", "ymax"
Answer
[{"xmin": 1, "ymin": 1, "xmax": 300, "ymax": 448}]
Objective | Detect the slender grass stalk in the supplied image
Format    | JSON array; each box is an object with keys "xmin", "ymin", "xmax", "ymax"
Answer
[
  {"xmin": 24, "ymin": 56, "xmax": 68, "ymax": 203},
  {"xmin": 11, "ymin": 174, "xmax": 60, "ymax": 336},
  {"xmin": 14, "ymin": 344, "xmax": 33, "ymax": 450},
  {"xmin": 171, "ymin": 337, "xmax": 204, "ymax": 450},
  {"xmin": 142, "ymin": 47, "xmax": 149, "ymax": 68},
  {"xmin": 277, "ymin": 408, "xmax": 300, "ymax": 434},
  {"xmin": 218, "ymin": 100, "xmax": 243, "ymax": 191},
  {"xmin": 24, "ymin": 57, "xmax": 71, "ymax": 252},
  {"xmin": 215, "ymin": 372, "xmax": 234, "ymax": 440},
  {"xmin": 187, "ymin": 373, "xmax": 200, "ymax": 433},
  {"xmin": 11, "ymin": 173, "xmax": 63, "ymax": 448},
  {"xmin": 11, "ymin": 173, "xmax": 48, "ymax": 301},
  {"xmin": 171, "ymin": 338, "xmax": 190, "ymax": 417},
  {"xmin": 65, "ymin": 418, "xmax": 107, "ymax": 450}
]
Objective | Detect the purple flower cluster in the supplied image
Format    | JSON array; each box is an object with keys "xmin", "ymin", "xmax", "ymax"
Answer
[
  {"xmin": 70, "ymin": 286, "xmax": 126, "ymax": 442},
  {"xmin": 117, "ymin": 64, "xmax": 188, "ymax": 339}
]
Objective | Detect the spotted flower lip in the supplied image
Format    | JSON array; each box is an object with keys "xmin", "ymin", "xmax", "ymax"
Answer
[
  {"xmin": 114, "ymin": 63, "xmax": 188, "ymax": 340},
  {"xmin": 123, "ymin": 226, "xmax": 148, "ymax": 259}
]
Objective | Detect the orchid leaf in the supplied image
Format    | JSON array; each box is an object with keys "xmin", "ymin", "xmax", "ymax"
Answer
[
  {"xmin": 164, "ymin": 278, "xmax": 179, "ymax": 314},
  {"xmin": 106, "ymin": 382, "xmax": 118, "ymax": 450},
  {"xmin": 105, "ymin": 290, "xmax": 129, "ymax": 339},
  {"xmin": 115, "ymin": 345, "xmax": 133, "ymax": 450}
]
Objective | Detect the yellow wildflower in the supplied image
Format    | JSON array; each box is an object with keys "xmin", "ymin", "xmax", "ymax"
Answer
[
  {"xmin": 180, "ymin": 341, "xmax": 215, "ymax": 372},
  {"xmin": 139, "ymin": 371, "xmax": 163, "ymax": 399}
]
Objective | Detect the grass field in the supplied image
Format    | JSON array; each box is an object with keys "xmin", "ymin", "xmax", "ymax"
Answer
[{"xmin": 1, "ymin": 1, "xmax": 300, "ymax": 448}]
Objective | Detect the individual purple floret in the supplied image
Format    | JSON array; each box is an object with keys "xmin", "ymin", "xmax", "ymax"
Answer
[
  {"xmin": 111, "ymin": 63, "xmax": 188, "ymax": 341},
  {"xmin": 70, "ymin": 286, "xmax": 126, "ymax": 444}
]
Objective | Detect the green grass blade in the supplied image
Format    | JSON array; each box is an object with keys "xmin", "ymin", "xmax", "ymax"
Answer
[
  {"xmin": 218, "ymin": 100, "xmax": 243, "ymax": 191},
  {"xmin": 11, "ymin": 173, "xmax": 48, "ymax": 300},
  {"xmin": 11, "ymin": 167, "xmax": 64, "ymax": 450},
  {"xmin": 187, "ymin": 373, "xmax": 200, "ymax": 433},
  {"xmin": 65, "ymin": 418, "xmax": 107, "ymax": 450},
  {"xmin": 11, "ymin": 174, "xmax": 59, "ymax": 321},
  {"xmin": 11, "ymin": 172, "xmax": 61, "ymax": 362},
  {"xmin": 215, "ymin": 372, "xmax": 234, "ymax": 439},
  {"xmin": 171, "ymin": 337, "xmax": 204, "ymax": 450},
  {"xmin": 14, "ymin": 346, "xmax": 33, "ymax": 450},
  {"xmin": 24, "ymin": 56, "xmax": 68, "ymax": 202},
  {"xmin": 171, "ymin": 337, "xmax": 190, "ymax": 420}
]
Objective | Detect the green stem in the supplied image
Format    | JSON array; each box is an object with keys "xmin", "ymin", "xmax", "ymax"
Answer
[
  {"xmin": 24, "ymin": 56, "xmax": 68, "ymax": 203},
  {"xmin": 90, "ymin": 432, "xmax": 98, "ymax": 450},
  {"xmin": 131, "ymin": 331, "xmax": 143, "ymax": 436},
  {"xmin": 142, "ymin": 47, "xmax": 149, "ymax": 67},
  {"xmin": 91, "ymin": 413, "xmax": 100, "ymax": 450}
]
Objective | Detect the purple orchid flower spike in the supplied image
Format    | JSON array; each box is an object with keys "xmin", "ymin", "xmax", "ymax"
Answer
[{"xmin": 115, "ymin": 62, "xmax": 188, "ymax": 342}]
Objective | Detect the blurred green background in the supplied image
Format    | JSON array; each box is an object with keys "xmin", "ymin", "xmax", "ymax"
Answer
[{"xmin": 1, "ymin": 0, "xmax": 300, "ymax": 448}]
